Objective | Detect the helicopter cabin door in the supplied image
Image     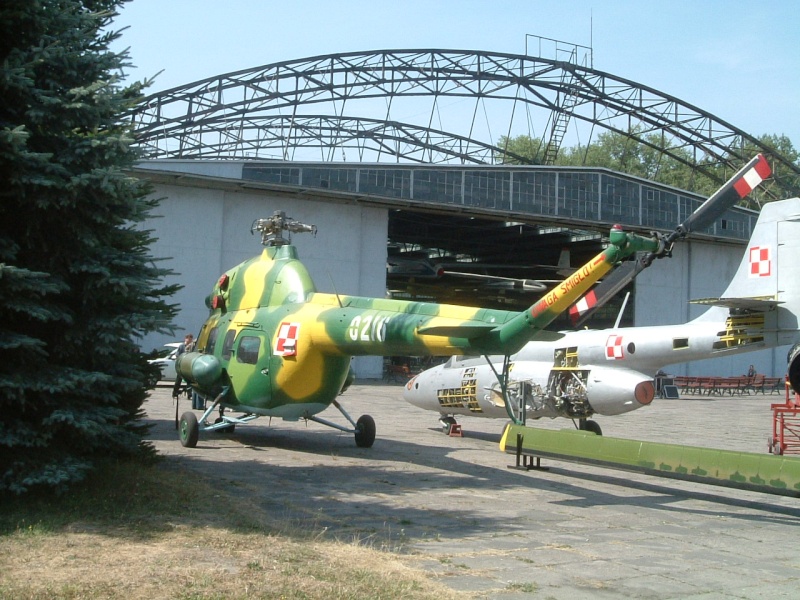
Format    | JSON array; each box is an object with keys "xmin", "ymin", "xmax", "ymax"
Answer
[{"xmin": 224, "ymin": 328, "xmax": 272, "ymax": 408}]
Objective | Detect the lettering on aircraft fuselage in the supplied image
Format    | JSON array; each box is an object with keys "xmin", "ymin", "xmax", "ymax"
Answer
[
  {"xmin": 531, "ymin": 264, "xmax": 594, "ymax": 318},
  {"xmin": 348, "ymin": 314, "xmax": 390, "ymax": 343},
  {"xmin": 559, "ymin": 264, "xmax": 591, "ymax": 295}
]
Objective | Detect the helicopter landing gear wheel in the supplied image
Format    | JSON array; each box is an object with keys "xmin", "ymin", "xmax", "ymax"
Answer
[
  {"xmin": 179, "ymin": 411, "xmax": 199, "ymax": 447},
  {"xmin": 580, "ymin": 419, "xmax": 603, "ymax": 436},
  {"xmin": 354, "ymin": 414, "xmax": 376, "ymax": 448}
]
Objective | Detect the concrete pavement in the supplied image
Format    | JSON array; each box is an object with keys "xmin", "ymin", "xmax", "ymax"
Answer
[{"xmin": 145, "ymin": 383, "xmax": 800, "ymax": 599}]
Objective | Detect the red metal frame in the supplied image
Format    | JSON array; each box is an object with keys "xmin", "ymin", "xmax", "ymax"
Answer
[{"xmin": 769, "ymin": 379, "xmax": 800, "ymax": 455}]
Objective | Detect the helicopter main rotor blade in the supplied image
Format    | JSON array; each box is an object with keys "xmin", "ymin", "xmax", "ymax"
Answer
[
  {"xmin": 571, "ymin": 154, "xmax": 772, "ymax": 327},
  {"xmin": 672, "ymin": 153, "xmax": 771, "ymax": 241}
]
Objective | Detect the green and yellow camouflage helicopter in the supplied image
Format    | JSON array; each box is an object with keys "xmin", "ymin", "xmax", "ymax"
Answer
[{"xmin": 176, "ymin": 155, "xmax": 770, "ymax": 448}]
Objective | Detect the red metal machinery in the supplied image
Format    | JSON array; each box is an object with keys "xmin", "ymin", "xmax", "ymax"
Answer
[{"xmin": 769, "ymin": 379, "xmax": 800, "ymax": 455}]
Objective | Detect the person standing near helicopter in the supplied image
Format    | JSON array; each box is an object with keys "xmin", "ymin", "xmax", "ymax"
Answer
[{"xmin": 171, "ymin": 333, "xmax": 195, "ymax": 399}]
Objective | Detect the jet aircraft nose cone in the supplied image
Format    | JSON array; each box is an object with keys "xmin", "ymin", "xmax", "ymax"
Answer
[{"xmin": 401, "ymin": 375, "xmax": 419, "ymax": 400}]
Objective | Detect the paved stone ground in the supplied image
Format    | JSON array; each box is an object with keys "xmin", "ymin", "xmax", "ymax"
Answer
[{"xmin": 145, "ymin": 383, "xmax": 800, "ymax": 599}]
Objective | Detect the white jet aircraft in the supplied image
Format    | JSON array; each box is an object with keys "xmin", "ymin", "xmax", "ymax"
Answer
[{"xmin": 403, "ymin": 196, "xmax": 800, "ymax": 435}]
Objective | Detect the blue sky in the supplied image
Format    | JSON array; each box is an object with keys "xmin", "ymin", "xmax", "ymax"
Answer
[{"xmin": 111, "ymin": 0, "xmax": 800, "ymax": 147}]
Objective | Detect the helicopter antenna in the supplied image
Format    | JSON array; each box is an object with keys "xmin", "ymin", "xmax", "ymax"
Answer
[
  {"xmin": 327, "ymin": 272, "xmax": 344, "ymax": 308},
  {"xmin": 251, "ymin": 211, "xmax": 317, "ymax": 246}
]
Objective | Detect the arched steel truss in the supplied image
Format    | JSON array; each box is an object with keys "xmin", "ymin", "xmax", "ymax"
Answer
[
  {"xmin": 131, "ymin": 49, "xmax": 799, "ymax": 197},
  {"xmin": 134, "ymin": 114, "xmax": 531, "ymax": 165}
]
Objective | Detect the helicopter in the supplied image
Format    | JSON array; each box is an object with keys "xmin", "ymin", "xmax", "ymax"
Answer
[{"xmin": 175, "ymin": 154, "xmax": 771, "ymax": 448}]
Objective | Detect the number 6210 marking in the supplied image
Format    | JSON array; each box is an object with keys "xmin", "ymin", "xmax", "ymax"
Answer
[{"xmin": 348, "ymin": 314, "xmax": 390, "ymax": 342}]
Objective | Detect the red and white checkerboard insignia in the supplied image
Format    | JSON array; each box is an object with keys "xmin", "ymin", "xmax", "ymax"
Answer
[
  {"xmin": 605, "ymin": 335, "xmax": 624, "ymax": 360},
  {"xmin": 748, "ymin": 245, "xmax": 771, "ymax": 278},
  {"xmin": 275, "ymin": 322, "xmax": 300, "ymax": 356}
]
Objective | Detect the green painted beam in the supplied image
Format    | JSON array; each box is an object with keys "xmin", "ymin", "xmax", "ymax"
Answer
[{"xmin": 500, "ymin": 424, "xmax": 800, "ymax": 498}]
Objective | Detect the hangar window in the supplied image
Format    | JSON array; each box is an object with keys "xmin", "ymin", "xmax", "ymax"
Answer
[
  {"xmin": 719, "ymin": 218, "xmax": 747, "ymax": 238},
  {"xmin": 642, "ymin": 188, "xmax": 679, "ymax": 231},
  {"xmin": 513, "ymin": 172, "xmax": 557, "ymax": 214},
  {"xmin": 464, "ymin": 171, "xmax": 510, "ymax": 209},
  {"xmin": 600, "ymin": 175, "xmax": 637, "ymax": 223},
  {"xmin": 304, "ymin": 168, "xmax": 358, "ymax": 192},
  {"xmin": 360, "ymin": 169, "xmax": 410, "ymax": 198},
  {"xmin": 237, "ymin": 336, "xmax": 261, "ymax": 365},
  {"xmin": 241, "ymin": 166, "xmax": 300, "ymax": 185},
  {"xmin": 558, "ymin": 172, "xmax": 598, "ymax": 219},
  {"xmin": 413, "ymin": 170, "xmax": 461, "ymax": 204}
]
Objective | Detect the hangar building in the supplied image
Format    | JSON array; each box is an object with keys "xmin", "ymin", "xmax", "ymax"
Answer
[{"xmin": 134, "ymin": 159, "xmax": 788, "ymax": 380}]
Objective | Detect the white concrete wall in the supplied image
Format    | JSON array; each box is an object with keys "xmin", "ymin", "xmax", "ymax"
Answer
[{"xmin": 140, "ymin": 180, "xmax": 388, "ymax": 379}]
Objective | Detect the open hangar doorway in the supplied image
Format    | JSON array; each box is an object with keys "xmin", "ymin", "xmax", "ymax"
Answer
[{"xmin": 384, "ymin": 208, "xmax": 632, "ymax": 332}]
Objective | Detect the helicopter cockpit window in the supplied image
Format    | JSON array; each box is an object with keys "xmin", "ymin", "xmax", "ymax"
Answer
[
  {"xmin": 205, "ymin": 326, "xmax": 220, "ymax": 354},
  {"xmin": 237, "ymin": 336, "xmax": 261, "ymax": 365},
  {"xmin": 221, "ymin": 329, "xmax": 236, "ymax": 361}
]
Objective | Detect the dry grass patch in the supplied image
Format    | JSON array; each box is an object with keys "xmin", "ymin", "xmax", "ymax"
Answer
[{"xmin": 0, "ymin": 459, "xmax": 459, "ymax": 600}]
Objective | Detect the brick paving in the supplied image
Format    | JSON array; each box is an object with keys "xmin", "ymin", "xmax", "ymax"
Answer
[{"xmin": 146, "ymin": 383, "xmax": 800, "ymax": 599}]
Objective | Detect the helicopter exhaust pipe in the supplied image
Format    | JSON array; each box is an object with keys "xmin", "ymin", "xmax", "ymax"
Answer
[{"xmin": 176, "ymin": 351, "xmax": 223, "ymax": 388}]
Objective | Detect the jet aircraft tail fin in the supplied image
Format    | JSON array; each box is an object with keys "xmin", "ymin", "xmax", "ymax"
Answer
[{"xmin": 690, "ymin": 197, "xmax": 800, "ymax": 346}]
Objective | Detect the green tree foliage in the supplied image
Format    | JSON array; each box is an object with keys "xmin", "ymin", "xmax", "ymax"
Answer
[
  {"xmin": 0, "ymin": 0, "xmax": 178, "ymax": 494},
  {"xmin": 496, "ymin": 135, "xmax": 542, "ymax": 165}
]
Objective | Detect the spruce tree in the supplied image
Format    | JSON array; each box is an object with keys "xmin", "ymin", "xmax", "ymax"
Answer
[{"xmin": 0, "ymin": 0, "xmax": 178, "ymax": 494}]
